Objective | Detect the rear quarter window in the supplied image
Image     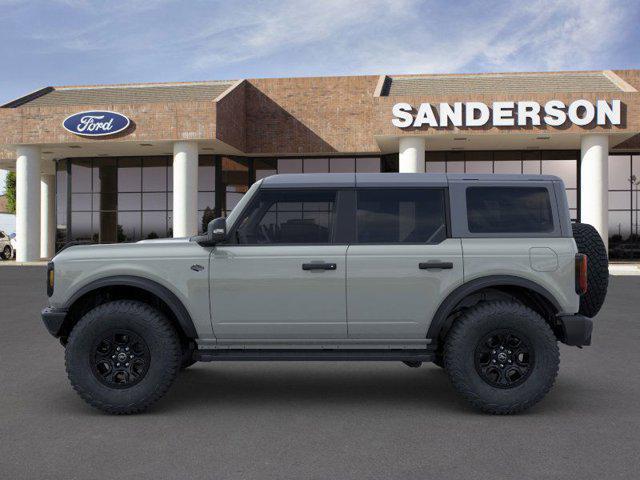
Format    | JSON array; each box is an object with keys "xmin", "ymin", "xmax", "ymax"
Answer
[{"xmin": 466, "ymin": 186, "xmax": 554, "ymax": 233}]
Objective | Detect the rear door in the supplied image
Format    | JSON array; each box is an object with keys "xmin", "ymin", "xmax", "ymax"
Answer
[
  {"xmin": 210, "ymin": 188, "xmax": 349, "ymax": 340},
  {"xmin": 346, "ymin": 187, "xmax": 463, "ymax": 339}
]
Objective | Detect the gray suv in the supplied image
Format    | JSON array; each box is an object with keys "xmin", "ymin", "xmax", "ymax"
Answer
[{"xmin": 42, "ymin": 173, "xmax": 608, "ymax": 415}]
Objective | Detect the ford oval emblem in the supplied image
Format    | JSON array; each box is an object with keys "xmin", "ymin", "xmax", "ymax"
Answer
[{"xmin": 62, "ymin": 110, "xmax": 130, "ymax": 137}]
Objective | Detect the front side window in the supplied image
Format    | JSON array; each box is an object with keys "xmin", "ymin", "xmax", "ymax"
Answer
[
  {"xmin": 234, "ymin": 189, "xmax": 337, "ymax": 244},
  {"xmin": 356, "ymin": 189, "xmax": 447, "ymax": 243},
  {"xmin": 466, "ymin": 187, "xmax": 554, "ymax": 233}
]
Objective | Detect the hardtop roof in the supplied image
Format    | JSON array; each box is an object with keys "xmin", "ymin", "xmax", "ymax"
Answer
[{"xmin": 260, "ymin": 172, "xmax": 562, "ymax": 188}]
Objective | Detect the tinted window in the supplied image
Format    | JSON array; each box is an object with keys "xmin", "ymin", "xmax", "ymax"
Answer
[
  {"xmin": 235, "ymin": 189, "xmax": 337, "ymax": 244},
  {"xmin": 466, "ymin": 187, "xmax": 553, "ymax": 233},
  {"xmin": 356, "ymin": 189, "xmax": 447, "ymax": 243}
]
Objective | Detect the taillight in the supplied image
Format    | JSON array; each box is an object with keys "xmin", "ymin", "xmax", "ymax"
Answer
[
  {"xmin": 575, "ymin": 254, "xmax": 588, "ymax": 295},
  {"xmin": 47, "ymin": 262, "xmax": 54, "ymax": 297}
]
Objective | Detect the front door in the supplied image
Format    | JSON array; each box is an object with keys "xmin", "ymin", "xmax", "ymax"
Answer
[
  {"xmin": 346, "ymin": 188, "xmax": 464, "ymax": 339},
  {"xmin": 210, "ymin": 188, "xmax": 348, "ymax": 340}
]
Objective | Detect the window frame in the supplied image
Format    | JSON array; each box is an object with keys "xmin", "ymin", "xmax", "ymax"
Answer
[
  {"xmin": 225, "ymin": 187, "xmax": 347, "ymax": 246},
  {"xmin": 352, "ymin": 187, "xmax": 451, "ymax": 245},
  {"xmin": 449, "ymin": 181, "xmax": 563, "ymax": 238}
]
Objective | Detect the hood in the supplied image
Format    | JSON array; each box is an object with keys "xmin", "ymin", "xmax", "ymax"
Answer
[
  {"xmin": 136, "ymin": 237, "xmax": 192, "ymax": 244},
  {"xmin": 53, "ymin": 237, "xmax": 197, "ymax": 262}
]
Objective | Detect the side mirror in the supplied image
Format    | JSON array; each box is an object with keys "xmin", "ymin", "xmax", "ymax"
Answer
[
  {"xmin": 208, "ymin": 217, "xmax": 227, "ymax": 244},
  {"xmin": 194, "ymin": 217, "xmax": 226, "ymax": 247}
]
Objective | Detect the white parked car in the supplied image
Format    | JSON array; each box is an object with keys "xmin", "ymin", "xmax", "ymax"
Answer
[
  {"xmin": 0, "ymin": 230, "xmax": 14, "ymax": 260},
  {"xmin": 9, "ymin": 232, "xmax": 16, "ymax": 258}
]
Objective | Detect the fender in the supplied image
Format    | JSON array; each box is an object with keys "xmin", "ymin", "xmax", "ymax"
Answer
[
  {"xmin": 426, "ymin": 275, "xmax": 561, "ymax": 340},
  {"xmin": 64, "ymin": 275, "xmax": 198, "ymax": 338}
]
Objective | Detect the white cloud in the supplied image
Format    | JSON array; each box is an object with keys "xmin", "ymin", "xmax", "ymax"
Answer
[
  {"xmin": 189, "ymin": 0, "xmax": 415, "ymax": 71},
  {"xmin": 3, "ymin": 0, "xmax": 636, "ymax": 90},
  {"xmin": 353, "ymin": 0, "xmax": 629, "ymax": 75}
]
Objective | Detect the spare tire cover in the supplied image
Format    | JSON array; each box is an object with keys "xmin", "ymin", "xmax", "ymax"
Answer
[{"xmin": 572, "ymin": 222, "xmax": 609, "ymax": 317}]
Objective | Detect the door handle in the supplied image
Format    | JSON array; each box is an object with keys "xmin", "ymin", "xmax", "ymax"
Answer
[
  {"xmin": 302, "ymin": 262, "xmax": 337, "ymax": 271},
  {"xmin": 419, "ymin": 261, "xmax": 453, "ymax": 270}
]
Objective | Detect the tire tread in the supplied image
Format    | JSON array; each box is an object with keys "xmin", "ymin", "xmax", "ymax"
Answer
[
  {"xmin": 444, "ymin": 301, "xmax": 559, "ymax": 414},
  {"xmin": 572, "ymin": 222, "xmax": 608, "ymax": 318},
  {"xmin": 65, "ymin": 300, "xmax": 181, "ymax": 415}
]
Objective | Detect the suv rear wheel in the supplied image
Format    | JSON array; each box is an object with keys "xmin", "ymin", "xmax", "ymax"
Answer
[
  {"xmin": 65, "ymin": 300, "xmax": 181, "ymax": 414},
  {"xmin": 444, "ymin": 301, "xmax": 559, "ymax": 414}
]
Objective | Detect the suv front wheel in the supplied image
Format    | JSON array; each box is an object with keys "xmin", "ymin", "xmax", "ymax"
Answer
[
  {"xmin": 444, "ymin": 301, "xmax": 559, "ymax": 414},
  {"xmin": 65, "ymin": 300, "xmax": 181, "ymax": 414}
]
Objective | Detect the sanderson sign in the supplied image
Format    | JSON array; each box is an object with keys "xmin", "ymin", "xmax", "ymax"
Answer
[
  {"xmin": 63, "ymin": 110, "xmax": 131, "ymax": 137},
  {"xmin": 391, "ymin": 99, "xmax": 622, "ymax": 128}
]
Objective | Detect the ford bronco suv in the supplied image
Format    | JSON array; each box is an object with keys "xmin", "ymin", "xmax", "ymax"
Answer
[{"xmin": 42, "ymin": 173, "xmax": 608, "ymax": 415}]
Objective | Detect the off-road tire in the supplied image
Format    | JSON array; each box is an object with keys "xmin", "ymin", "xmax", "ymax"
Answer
[
  {"xmin": 444, "ymin": 301, "xmax": 559, "ymax": 414},
  {"xmin": 180, "ymin": 344, "xmax": 197, "ymax": 370},
  {"xmin": 572, "ymin": 222, "xmax": 608, "ymax": 318},
  {"xmin": 432, "ymin": 353, "xmax": 444, "ymax": 368},
  {"xmin": 65, "ymin": 300, "xmax": 181, "ymax": 414}
]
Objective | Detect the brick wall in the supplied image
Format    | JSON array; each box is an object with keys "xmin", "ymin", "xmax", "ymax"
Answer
[
  {"xmin": 215, "ymin": 81, "xmax": 246, "ymax": 152},
  {"xmin": 0, "ymin": 70, "xmax": 638, "ymax": 156}
]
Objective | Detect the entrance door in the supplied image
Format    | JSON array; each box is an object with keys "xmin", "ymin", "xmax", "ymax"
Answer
[
  {"xmin": 346, "ymin": 188, "xmax": 463, "ymax": 339},
  {"xmin": 210, "ymin": 188, "xmax": 348, "ymax": 340}
]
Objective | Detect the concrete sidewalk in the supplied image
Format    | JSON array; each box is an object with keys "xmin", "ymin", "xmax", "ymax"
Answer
[
  {"xmin": 609, "ymin": 263, "xmax": 640, "ymax": 276},
  {"xmin": 0, "ymin": 260, "xmax": 48, "ymax": 266}
]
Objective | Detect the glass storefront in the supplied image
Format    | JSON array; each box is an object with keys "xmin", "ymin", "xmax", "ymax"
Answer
[
  {"xmin": 54, "ymin": 152, "xmax": 640, "ymax": 259},
  {"xmin": 426, "ymin": 150, "xmax": 579, "ymax": 220},
  {"xmin": 608, "ymin": 154, "xmax": 640, "ymax": 260},
  {"xmin": 57, "ymin": 155, "xmax": 217, "ymax": 249},
  {"xmin": 56, "ymin": 155, "xmax": 382, "ymax": 249}
]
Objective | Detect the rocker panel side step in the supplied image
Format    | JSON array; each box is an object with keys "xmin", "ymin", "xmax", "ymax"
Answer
[{"xmin": 194, "ymin": 349, "xmax": 436, "ymax": 362}]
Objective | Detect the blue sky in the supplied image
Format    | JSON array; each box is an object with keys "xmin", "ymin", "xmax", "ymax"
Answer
[
  {"xmin": 1, "ymin": 0, "xmax": 639, "ymax": 105},
  {"xmin": 1, "ymin": 0, "xmax": 639, "ymax": 191}
]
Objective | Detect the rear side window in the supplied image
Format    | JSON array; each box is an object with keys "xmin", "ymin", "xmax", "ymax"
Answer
[
  {"xmin": 356, "ymin": 189, "xmax": 447, "ymax": 243},
  {"xmin": 466, "ymin": 187, "xmax": 554, "ymax": 233},
  {"xmin": 234, "ymin": 189, "xmax": 337, "ymax": 244}
]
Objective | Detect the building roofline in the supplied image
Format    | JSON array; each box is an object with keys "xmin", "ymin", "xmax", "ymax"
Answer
[
  {"xmin": 5, "ymin": 69, "xmax": 638, "ymax": 107},
  {"xmin": 52, "ymin": 79, "xmax": 236, "ymax": 90},
  {"xmin": 213, "ymin": 79, "xmax": 246, "ymax": 102},
  {"xmin": 1, "ymin": 86, "xmax": 54, "ymax": 108}
]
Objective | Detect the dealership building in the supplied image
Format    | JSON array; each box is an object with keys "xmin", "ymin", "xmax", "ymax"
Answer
[{"xmin": 1, "ymin": 69, "xmax": 639, "ymax": 261}]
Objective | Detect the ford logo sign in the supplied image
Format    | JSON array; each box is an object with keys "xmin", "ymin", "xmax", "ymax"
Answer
[{"xmin": 62, "ymin": 110, "xmax": 130, "ymax": 137}]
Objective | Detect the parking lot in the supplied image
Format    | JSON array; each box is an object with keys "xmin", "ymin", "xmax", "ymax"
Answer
[{"xmin": 1, "ymin": 266, "xmax": 639, "ymax": 480}]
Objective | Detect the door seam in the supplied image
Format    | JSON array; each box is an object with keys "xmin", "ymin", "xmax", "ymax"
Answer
[{"xmin": 345, "ymin": 244, "xmax": 350, "ymax": 337}]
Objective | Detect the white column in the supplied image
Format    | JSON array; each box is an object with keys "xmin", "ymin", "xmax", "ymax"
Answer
[
  {"xmin": 580, "ymin": 134, "xmax": 609, "ymax": 252},
  {"xmin": 399, "ymin": 137, "xmax": 425, "ymax": 173},
  {"xmin": 172, "ymin": 141, "xmax": 199, "ymax": 237},
  {"xmin": 40, "ymin": 172, "xmax": 56, "ymax": 259},
  {"xmin": 16, "ymin": 146, "xmax": 41, "ymax": 262}
]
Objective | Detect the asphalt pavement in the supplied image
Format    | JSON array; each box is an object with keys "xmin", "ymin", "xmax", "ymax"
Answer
[{"xmin": 1, "ymin": 266, "xmax": 639, "ymax": 480}]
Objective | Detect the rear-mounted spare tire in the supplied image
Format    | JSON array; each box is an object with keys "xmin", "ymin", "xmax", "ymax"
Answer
[{"xmin": 572, "ymin": 222, "xmax": 608, "ymax": 318}]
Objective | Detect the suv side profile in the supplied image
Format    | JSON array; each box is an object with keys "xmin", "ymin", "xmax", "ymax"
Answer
[{"xmin": 42, "ymin": 173, "xmax": 608, "ymax": 414}]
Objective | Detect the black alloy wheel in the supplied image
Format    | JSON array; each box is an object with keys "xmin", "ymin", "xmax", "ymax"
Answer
[
  {"xmin": 444, "ymin": 301, "xmax": 559, "ymax": 414},
  {"xmin": 65, "ymin": 300, "xmax": 181, "ymax": 414},
  {"xmin": 91, "ymin": 330, "xmax": 151, "ymax": 388},
  {"xmin": 474, "ymin": 329, "xmax": 533, "ymax": 388}
]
